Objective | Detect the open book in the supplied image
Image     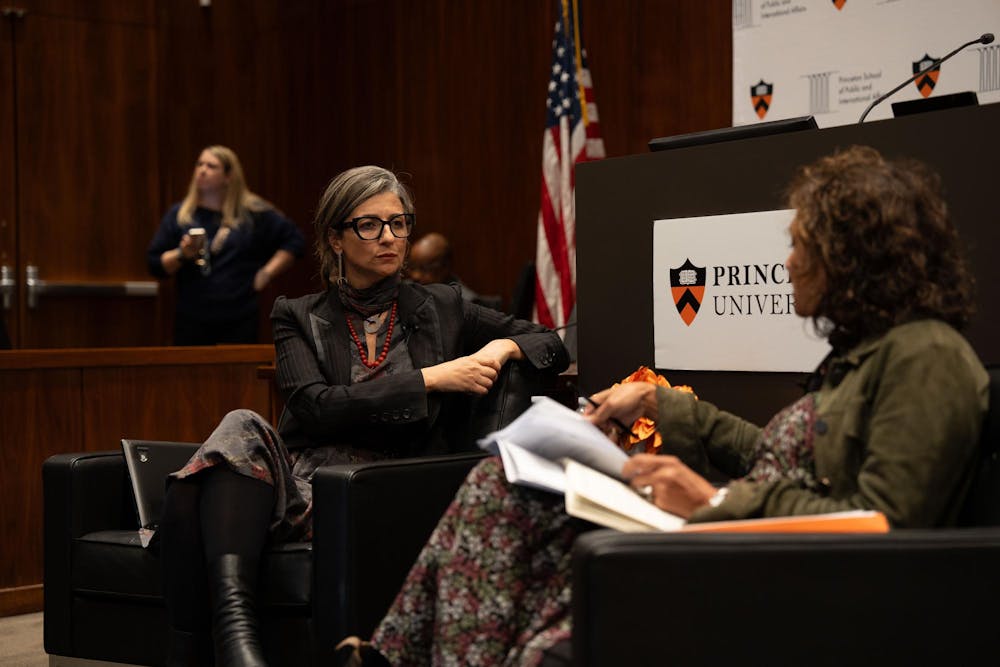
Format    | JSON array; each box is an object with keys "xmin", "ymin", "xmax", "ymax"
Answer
[
  {"xmin": 479, "ymin": 395, "xmax": 629, "ymax": 487},
  {"xmin": 479, "ymin": 397, "xmax": 889, "ymax": 534}
]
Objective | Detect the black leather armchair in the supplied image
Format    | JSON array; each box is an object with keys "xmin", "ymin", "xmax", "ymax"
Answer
[
  {"xmin": 569, "ymin": 365, "xmax": 1000, "ymax": 666},
  {"xmin": 44, "ymin": 361, "xmax": 570, "ymax": 666}
]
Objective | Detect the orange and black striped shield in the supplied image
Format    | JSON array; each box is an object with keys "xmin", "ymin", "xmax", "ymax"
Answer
[
  {"xmin": 750, "ymin": 79, "xmax": 773, "ymax": 120},
  {"xmin": 913, "ymin": 54, "xmax": 940, "ymax": 98},
  {"xmin": 669, "ymin": 258, "xmax": 706, "ymax": 327}
]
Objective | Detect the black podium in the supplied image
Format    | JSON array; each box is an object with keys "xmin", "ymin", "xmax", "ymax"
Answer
[{"xmin": 576, "ymin": 102, "xmax": 1000, "ymax": 424}]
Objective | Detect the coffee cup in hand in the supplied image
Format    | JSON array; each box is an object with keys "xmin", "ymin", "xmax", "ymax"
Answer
[{"xmin": 187, "ymin": 227, "xmax": 211, "ymax": 275}]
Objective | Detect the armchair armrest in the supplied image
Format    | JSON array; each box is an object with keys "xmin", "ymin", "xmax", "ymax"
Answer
[
  {"xmin": 466, "ymin": 359, "xmax": 575, "ymax": 441},
  {"xmin": 43, "ymin": 450, "xmax": 135, "ymax": 656},
  {"xmin": 311, "ymin": 452, "xmax": 488, "ymax": 648},
  {"xmin": 571, "ymin": 528, "xmax": 1000, "ymax": 666},
  {"xmin": 43, "ymin": 451, "xmax": 136, "ymax": 537}
]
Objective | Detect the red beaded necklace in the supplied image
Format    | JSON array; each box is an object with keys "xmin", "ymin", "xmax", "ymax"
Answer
[{"xmin": 345, "ymin": 301, "xmax": 398, "ymax": 369}]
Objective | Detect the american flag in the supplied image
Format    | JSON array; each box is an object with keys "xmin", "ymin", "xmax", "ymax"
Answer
[{"xmin": 534, "ymin": 0, "xmax": 605, "ymax": 332}]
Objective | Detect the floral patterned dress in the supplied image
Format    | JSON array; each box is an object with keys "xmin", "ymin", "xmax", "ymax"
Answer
[{"xmin": 371, "ymin": 392, "xmax": 823, "ymax": 666}]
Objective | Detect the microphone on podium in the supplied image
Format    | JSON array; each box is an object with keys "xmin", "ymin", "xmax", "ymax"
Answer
[{"xmin": 858, "ymin": 32, "xmax": 994, "ymax": 123}]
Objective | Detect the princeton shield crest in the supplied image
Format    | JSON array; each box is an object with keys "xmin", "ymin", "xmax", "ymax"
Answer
[
  {"xmin": 831, "ymin": 0, "xmax": 846, "ymax": 9},
  {"xmin": 750, "ymin": 80, "xmax": 773, "ymax": 119},
  {"xmin": 912, "ymin": 54, "xmax": 940, "ymax": 98},
  {"xmin": 669, "ymin": 258, "xmax": 706, "ymax": 327}
]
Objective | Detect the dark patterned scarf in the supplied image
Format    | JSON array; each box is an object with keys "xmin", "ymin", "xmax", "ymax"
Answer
[{"xmin": 337, "ymin": 274, "xmax": 401, "ymax": 317}]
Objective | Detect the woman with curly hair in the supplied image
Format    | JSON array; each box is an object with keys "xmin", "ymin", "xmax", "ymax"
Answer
[{"xmin": 336, "ymin": 145, "xmax": 989, "ymax": 666}]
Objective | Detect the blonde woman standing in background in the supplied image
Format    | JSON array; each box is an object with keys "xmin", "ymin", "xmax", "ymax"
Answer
[{"xmin": 147, "ymin": 145, "xmax": 305, "ymax": 345}]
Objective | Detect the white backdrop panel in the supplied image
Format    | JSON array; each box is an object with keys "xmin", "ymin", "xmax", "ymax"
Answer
[{"xmin": 733, "ymin": 0, "xmax": 1000, "ymax": 127}]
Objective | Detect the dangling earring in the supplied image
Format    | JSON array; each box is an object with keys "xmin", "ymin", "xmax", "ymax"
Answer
[{"xmin": 336, "ymin": 250, "xmax": 346, "ymax": 286}]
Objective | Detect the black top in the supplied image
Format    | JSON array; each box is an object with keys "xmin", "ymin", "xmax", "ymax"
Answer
[{"xmin": 146, "ymin": 203, "xmax": 305, "ymax": 324}]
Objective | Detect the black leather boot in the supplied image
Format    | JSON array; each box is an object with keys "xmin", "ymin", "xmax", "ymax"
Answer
[
  {"xmin": 207, "ymin": 554, "xmax": 267, "ymax": 667},
  {"xmin": 166, "ymin": 627, "xmax": 211, "ymax": 667}
]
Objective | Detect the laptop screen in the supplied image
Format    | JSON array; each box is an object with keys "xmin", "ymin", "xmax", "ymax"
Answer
[{"xmin": 121, "ymin": 439, "xmax": 199, "ymax": 531}]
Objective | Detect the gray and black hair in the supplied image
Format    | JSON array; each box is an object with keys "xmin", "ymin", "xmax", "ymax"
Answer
[{"xmin": 313, "ymin": 166, "xmax": 414, "ymax": 286}]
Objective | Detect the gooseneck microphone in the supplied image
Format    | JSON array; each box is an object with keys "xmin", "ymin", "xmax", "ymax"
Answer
[{"xmin": 858, "ymin": 32, "xmax": 994, "ymax": 123}]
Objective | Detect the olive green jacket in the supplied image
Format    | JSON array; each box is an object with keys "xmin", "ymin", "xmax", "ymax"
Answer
[{"xmin": 656, "ymin": 319, "xmax": 989, "ymax": 528}]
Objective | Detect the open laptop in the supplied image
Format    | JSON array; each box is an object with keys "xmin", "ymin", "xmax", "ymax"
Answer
[{"xmin": 121, "ymin": 439, "xmax": 199, "ymax": 546}]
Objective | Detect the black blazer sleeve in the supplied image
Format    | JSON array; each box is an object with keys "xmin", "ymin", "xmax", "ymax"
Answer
[{"xmin": 438, "ymin": 284, "xmax": 569, "ymax": 371}]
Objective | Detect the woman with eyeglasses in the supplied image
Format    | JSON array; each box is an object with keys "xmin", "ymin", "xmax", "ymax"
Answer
[
  {"xmin": 147, "ymin": 145, "xmax": 306, "ymax": 345},
  {"xmin": 157, "ymin": 165, "xmax": 569, "ymax": 666}
]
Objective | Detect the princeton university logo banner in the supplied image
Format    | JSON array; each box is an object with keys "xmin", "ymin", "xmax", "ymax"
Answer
[
  {"xmin": 652, "ymin": 210, "xmax": 829, "ymax": 372},
  {"xmin": 732, "ymin": 0, "xmax": 1000, "ymax": 127}
]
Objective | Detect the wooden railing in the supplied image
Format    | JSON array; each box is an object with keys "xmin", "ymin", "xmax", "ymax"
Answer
[{"xmin": 0, "ymin": 345, "xmax": 275, "ymax": 617}]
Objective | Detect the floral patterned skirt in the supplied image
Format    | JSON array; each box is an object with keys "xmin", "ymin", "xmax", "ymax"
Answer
[
  {"xmin": 372, "ymin": 457, "xmax": 588, "ymax": 666},
  {"xmin": 170, "ymin": 408, "xmax": 389, "ymax": 542}
]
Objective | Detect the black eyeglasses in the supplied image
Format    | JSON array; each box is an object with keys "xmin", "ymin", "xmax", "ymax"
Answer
[{"xmin": 338, "ymin": 213, "xmax": 415, "ymax": 240}]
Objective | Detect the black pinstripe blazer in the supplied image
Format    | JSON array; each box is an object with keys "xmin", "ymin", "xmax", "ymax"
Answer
[{"xmin": 271, "ymin": 281, "xmax": 569, "ymax": 456}]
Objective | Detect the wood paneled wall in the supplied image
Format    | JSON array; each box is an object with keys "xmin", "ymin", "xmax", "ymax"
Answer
[
  {"xmin": 0, "ymin": 0, "xmax": 734, "ymax": 614},
  {"xmin": 0, "ymin": 346, "xmax": 273, "ymax": 616},
  {"xmin": 155, "ymin": 0, "xmax": 732, "ymax": 334}
]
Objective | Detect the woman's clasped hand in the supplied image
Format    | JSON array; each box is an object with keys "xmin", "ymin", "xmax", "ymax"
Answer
[{"xmin": 421, "ymin": 339, "xmax": 522, "ymax": 395}]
